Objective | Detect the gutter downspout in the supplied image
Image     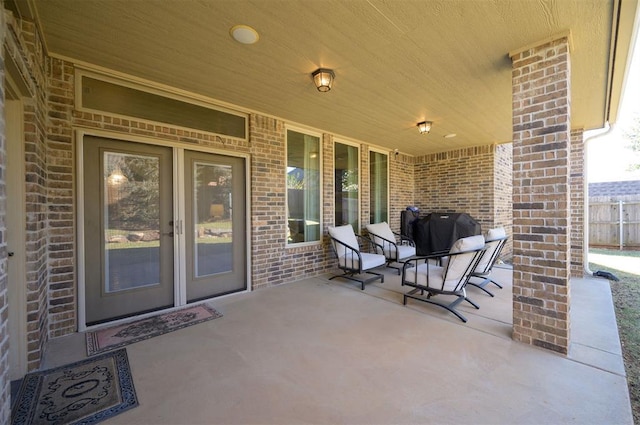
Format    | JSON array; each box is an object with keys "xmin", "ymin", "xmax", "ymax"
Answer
[{"xmin": 583, "ymin": 123, "xmax": 614, "ymax": 276}]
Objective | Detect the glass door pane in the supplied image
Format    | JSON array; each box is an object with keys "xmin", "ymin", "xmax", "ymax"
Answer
[
  {"xmin": 83, "ymin": 136, "xmax": 174, "ymax": 325},
  {"xmin": 104, "ymin": 152, "xmax": 161, "ymax": 292},
  {"xmin": 193, "ymin": 162, "xmax": 233, "ymax": 277},
  {"xmin": 185, "ymin": 150, "xmax": 246, "ymax": 302}
]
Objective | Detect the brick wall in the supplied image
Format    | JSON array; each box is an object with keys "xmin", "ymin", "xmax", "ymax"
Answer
[
  {"xmin": 413, "ymin": 144, "xmax": 513, "ymax": 261},
  {"xmin": 47, "ymin": 59, "xmax": 76, "ymax": 337},
  {"xmin": 511, "ymin": 36, "xmax": 571, "ymax": 354},
  {"xmin": 44, "ymin": 60, "xmax": 422, "ymax": 320},
  {"xmin": 248, "ymin": 115, "xmax": 286, "ymax": 288},
  {"xmin": 249, "ymin": 117, "xmax": 331, "ymax": 288},
  {"xmin": 570, "ymin": 129, "xmax": 585, "ymax": 277},
  {"xmin": 360, "ymin": 145, "xmax": 371, "ymax": 232},
  {"xmin": 45, "ymin": 77, "xmax": 365, "ymax": 294},
  {"xmin": 389, "ymin": 152, "xmax": 415, "ymax": 233},
  {"xmin": 1, "ymin": 9, "xmax": 52, "ymax": 419},
  {"xmin": 414, "ymin": 145, "xmax": 496, "ymax": 229},
  {"xmin": 4, "ymin": 14, "xmax": 51, "ymax": 372}
]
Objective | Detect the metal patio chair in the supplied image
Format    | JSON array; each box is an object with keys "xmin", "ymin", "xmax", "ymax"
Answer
[
  {"xmin": 365, "ymin": 221, "xmax": 416, "ymax": 275},
  {"xmin": 328, "ymin": 224, "xmax": 386, "ymax": 290},
  {"xmin": 468, "ymin": 227, "xmax": 508, "ymax": 297},
  {"xmin": 401, "ymin": 235, "xmax": 485, "ymax": 322}
]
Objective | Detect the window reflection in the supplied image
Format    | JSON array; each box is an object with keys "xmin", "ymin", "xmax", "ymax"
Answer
[
  {"xmin": 335, "ymin": 142, "xmax": 359, "ymax": 230},
  {"xmin": 287, "ymin": 129, "xmax": 321, "ymax": 244}
]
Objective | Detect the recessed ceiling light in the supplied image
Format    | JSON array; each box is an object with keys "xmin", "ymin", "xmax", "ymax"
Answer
[
  {"xmin": 230, "ymin": 25, "xmax": 259, "ymax": 44},
  {"xmin": 444, "ymin": 133, "xmax": 457, "ymax": 138}
]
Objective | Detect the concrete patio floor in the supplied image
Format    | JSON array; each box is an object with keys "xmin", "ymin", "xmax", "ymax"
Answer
[{"xmin": 42, "ymin": 265, "xmax": 633, "ymax": 424}]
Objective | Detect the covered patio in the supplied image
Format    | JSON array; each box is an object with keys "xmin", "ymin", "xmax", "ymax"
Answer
[
  {"xmin": 42, "ymin": 267, "xmax": 631, "ymax": 424},
  {"xmin": 2, "ymin": 0, "xmax": 640, "ymax": 422}
]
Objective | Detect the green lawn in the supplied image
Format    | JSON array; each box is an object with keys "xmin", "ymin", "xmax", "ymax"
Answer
[{"xmin": 589, "ymin": 248, "xmax": 640, "ymax": 424}]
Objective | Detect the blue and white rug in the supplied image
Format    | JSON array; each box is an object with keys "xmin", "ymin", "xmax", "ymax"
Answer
[{"xmin": 11, "ymin": 349, "xmax": 137, "ymax": 425}]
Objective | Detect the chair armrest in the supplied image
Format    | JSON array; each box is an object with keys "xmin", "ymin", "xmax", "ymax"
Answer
[
  {"xmin": 356, "ymin": 233, "xmax": 380, "ymax": 253},
  {"xmin": 393, "ymin": 231, "xmax": 415, "ymax": 247},
  {"xmin": 329, "ymin": 236, "xmax": 364, "ymax": 272},
  {"xmin": 401, "ymin": 250, "xmax": 449, "ymax": 273},
  {"xmin": 367, "ymin": 232, "xmax": 397, "ymax": 249},
  {"xmin": 329, "ymin": 236, "xmax": 360, "ymax": 257}
]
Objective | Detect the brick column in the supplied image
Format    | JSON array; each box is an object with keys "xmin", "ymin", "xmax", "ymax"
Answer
[
  {"xmin": 510, "ymin": 36, "xmax": 571, "ymax": 354},
  {"xmin": 570, "ymin": 129, "xmax": 585, "ymax": 277}
]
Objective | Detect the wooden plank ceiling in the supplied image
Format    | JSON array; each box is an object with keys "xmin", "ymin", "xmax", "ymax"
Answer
[{"xmin": 30, "ymin": 0, "xmax": 638, "ymax": 155}]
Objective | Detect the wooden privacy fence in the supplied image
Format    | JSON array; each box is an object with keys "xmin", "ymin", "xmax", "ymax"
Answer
[{"xmin": 589, "ymin": 195, "xmax": 640, "ymax": 249}]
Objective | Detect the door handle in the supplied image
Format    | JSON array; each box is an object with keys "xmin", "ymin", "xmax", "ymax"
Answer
[
  {"xmin": 8, "ymin": 252, "xmax": 14, "ymax": 257},
  {"xmin": 162, "ymin": 231, "xmax": 174, "ymax": 237}
]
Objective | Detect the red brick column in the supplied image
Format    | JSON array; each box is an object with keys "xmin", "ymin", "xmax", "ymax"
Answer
[{"xmin": 510, "ymin": 36, "xmax": 571, "ymax": 354}]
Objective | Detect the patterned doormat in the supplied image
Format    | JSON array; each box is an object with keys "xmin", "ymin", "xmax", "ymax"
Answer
[
  {"xmin": 86, "ymin": 304, "xmax": 223, "ymax": 356},
  {"xmin": 11, "ymin": 349, "xmax": 137, "ymax": 425}
]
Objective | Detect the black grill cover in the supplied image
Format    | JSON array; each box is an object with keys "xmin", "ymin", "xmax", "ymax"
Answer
[
  {"xmin": 412, "ymin": 213, "xmax": 481, "ymax": 255},
  {"xmin": 400, "ymin": 209, "xmax": 421, "ymax": 241}
]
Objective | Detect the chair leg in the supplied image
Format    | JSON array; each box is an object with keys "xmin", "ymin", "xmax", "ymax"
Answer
[
  {"xmin": 385, "ymin": 260, "xmax": 402, "ymax": 275},
  {"xmin": 403, "ymin": 289, "xmax": 469, "ymax": 323},
  {"xmin": 468, "ymin": 273, "xmax": 503, "ymax": 297},
  {"xmin": 464, "ymin": 297, "xmax": 480, "ymax": 310},
  {"xmin": 468, "ymin": 278, "xmax": 495, "ymax": 297},
  {"xmin": 489, "ymin": 278, "xmax": 503, "ymax": 289},
  {"xmin": 330, "ymin": 269, "xmax": 383, "ymax": 290}
]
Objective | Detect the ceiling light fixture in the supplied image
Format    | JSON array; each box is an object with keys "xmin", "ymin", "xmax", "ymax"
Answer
[
  {"xmin": 417, "ymin": 121, "xmax": 432, "ymax": 134},
  {"xmin": 444, "ymin": 133, "xmax": 457, "ymax": 139},
  {"xmin": 230, "ymin": 25, "xmax": 259, "ymax": 44},
  {"xmin": 312, "ymin": 68, "xmax": 335, "ymax": 92}
]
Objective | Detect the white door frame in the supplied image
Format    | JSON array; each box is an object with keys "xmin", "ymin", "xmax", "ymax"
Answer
[
  {"xmin": 76, "ymin": 128, "xmax": 252, "ymax": 331},
  {"xmin": 6, "ymin": 78, "xmax": 28, "ymax": 380}
]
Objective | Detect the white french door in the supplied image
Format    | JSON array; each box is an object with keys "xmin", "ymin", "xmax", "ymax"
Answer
[{"xmin": 80, "ymin": 134, "xmax": 248, "ymax": 327}]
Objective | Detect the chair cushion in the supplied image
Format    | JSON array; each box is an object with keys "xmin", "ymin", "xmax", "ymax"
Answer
[
  {"xmin": 328, "ymin": 225, "xmax": 358, "ymax": 258},
  {"xmin": 384, "ymin": 244, "xmax": 416, "ymax": 260},
  {"xmin": 404, "ymin": 263, "xmax": 464, "ymax": 292},
  {"xmin": 449, "ymin": 234, "xmax": 485, "ymax": 254},
  {"xmin": 446, "ymin": 235, "xmax": 485, "ymax": 283},
  {"xmin": 473, "ymin": 228, "xmax": 506, "ymax": 273},
  {"xmin": 475, "ymin": 240, "xmax": 501, "ymax": 273},
  {"xmin": 486, "ymin": 227, "xmax": 506, "ymax": 242},
  {"xmin": 366, "ymin": 222, "xmax": 395, "ymax": 242},
  {"xmin": 366, "ymin": 222, "xmax": 396, "ymax": 255},
  {"xmin": 338, "ymin": 252, "xmax": 386, "ymax": 270}
]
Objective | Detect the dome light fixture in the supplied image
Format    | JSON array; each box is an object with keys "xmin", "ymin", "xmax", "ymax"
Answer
[
  {"xmin": 417, "ymin": 121, "xmax": 433, "ymax": 134},
  {"xmin": 312, "ymin": 68, "xmax": 335, "ymax": 92},
  {"xmin": 230, "ymin": 25, "xmax": 259, "ymax": 44}
]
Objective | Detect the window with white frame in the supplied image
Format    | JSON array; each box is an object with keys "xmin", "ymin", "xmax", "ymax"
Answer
[
  {"xmin": 369, "ymin": 150, "xmax": 388, "ymax": 224},
  {"xmin": 335, "ymin": 141, "xmax": 359, "ymax": 230},
  {"xmin": 286, "ymin": 129, "xmax": 321, "ymax": 244}
]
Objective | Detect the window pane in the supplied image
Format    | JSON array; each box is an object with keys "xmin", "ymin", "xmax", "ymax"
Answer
[
  {"xmin": 369, "ymin": 151, "xmax": 388, "ymax": 224},
  {"xmin": 287, "ymin": 130, "xmax": 321, "ymax": 244},
  {"xmin": 193, "ymin": 162, "xmax": 233, "ymax": 277},
  {"xmin": 104, "ymin": 152, "xmax": 161, "ymax": 292},
  {"xmin": 335, "ymin": 142, "xmax": 359, "ymax": 230},
  {"xmin": 82, "ymin": 76, "xmax": 246, "ymax": 138}
]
